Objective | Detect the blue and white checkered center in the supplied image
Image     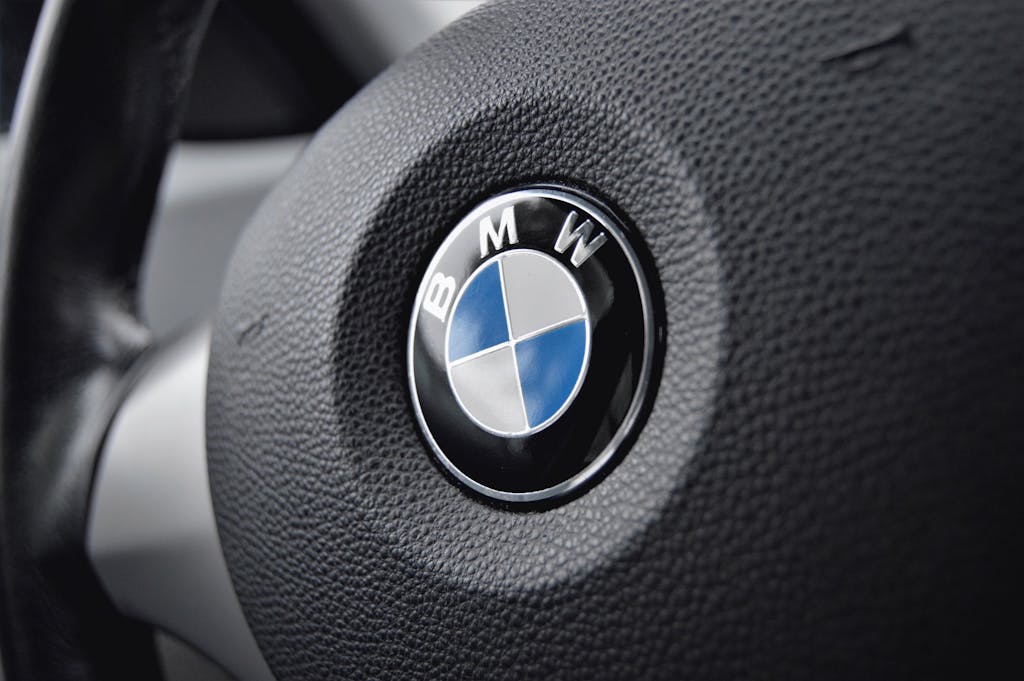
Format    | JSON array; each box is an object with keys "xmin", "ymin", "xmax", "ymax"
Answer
[{"xmin": 445, "ymin": 249, "xmax": 590, "ymax": 436}]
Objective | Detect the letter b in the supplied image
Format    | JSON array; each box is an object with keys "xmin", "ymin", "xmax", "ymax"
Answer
[{"xmin": 422, "ymin": 272, "xmax": 456, "ymax": 322}]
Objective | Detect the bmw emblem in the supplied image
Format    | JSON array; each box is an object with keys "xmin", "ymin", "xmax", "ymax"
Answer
[{"xmin": 408, "ymin": 187, "xmax": 657, "ymax": 503}]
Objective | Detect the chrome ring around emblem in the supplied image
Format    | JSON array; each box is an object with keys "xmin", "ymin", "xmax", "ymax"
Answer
[{"xmin": 407, "ymin": 186, "xmax": 657, "ymax": 504}]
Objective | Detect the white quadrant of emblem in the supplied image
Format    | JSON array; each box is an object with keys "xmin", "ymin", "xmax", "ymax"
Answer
[{"xmin": 445, "ymin": 249, "xmax": 590, "ymax": 436}]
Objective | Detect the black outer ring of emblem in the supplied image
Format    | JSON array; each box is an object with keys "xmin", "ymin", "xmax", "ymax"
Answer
[{"xmin": 408, "ymin": 186, "xmax": 659, "ymax": 505}]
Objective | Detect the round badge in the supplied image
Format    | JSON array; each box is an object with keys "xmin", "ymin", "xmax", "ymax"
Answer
[{"xmin": 408, "ymin": 187, "xmax": 657, "ymax": 503}]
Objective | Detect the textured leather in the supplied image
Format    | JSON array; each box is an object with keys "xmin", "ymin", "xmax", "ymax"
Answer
[
  {"xmin": 208, "ymin": 0, "xmax": 1024, "ymax": 679},
  {"xmin": 0, "ymin": 0, "xmax": 213, "ymax": 678}
]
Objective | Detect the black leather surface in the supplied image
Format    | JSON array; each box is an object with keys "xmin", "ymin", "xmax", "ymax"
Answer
[
  {"xmin": 0, "ymin": 0, "xmax": 213, "ymax": 678},
  {"xmin": 208, "ymin": 0, "xmax": 1024, "ymax": 678}
]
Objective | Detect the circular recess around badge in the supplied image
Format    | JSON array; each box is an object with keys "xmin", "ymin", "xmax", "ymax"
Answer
[{"xmin": 408, "ymin": 187, "xmax": 657, "ymax": 504}]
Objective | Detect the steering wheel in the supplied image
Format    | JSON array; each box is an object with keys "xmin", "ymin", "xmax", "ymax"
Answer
[{"xmin": 3, "ymin": 0, "xmax": 1022, "ymax": 679}]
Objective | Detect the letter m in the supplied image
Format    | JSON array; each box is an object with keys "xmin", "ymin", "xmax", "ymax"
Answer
[
  {"xmin": 479, "ymin": 206, "xmax": 518, "ymax": 258},
  {"xmin": 554, "ymin": 211, "xmax": 607, "ymax": 267}
]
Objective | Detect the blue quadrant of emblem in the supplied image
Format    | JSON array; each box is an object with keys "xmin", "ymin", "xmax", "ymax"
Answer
[
  {"xmin": 514, "ymin": 319, "xmax": 588, "ymax": 428},
  {"xmin": 448, "ymin": 261, "xmax": 510, "ymax": 362}
]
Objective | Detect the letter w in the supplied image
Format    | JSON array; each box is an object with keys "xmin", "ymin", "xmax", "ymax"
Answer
[{"xmin": 554, "ymin": 211, "xmax": 607, "ymax": 267}]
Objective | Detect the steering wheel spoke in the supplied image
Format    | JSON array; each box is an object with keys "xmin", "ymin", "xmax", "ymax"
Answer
[{"xmin": 87, "ymin": 327, "xmax": 272, "ymax": 681}]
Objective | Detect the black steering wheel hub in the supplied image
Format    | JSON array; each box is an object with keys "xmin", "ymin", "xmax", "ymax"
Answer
[
  {"xmin": 202, "ymin": 1, "xmax": 1024, "ymax": 678},
  {"xmin": 7, "ymin": 0, "xmax": 1020, "ymax": 680}
]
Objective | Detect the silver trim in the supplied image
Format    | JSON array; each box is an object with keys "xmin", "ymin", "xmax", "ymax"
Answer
[
  {"xmin": 87, "ymin": 327, "xmax": 275, "ymax": 681},
  {"xmin": 447, "ymin": 313, "xmax": 588, "ymax": 369},
  {"xmin": 408, "ymin": 187, "xmax": 656, "ymax": 503},
  {"xmin": 448, "ymin": 339, "xmax": 510, "ymax": 367},
  {"xmin": 512, "ymin": 314, "xmax": 587, "ymax": 344},
  {"xmin": 497, "ymin": 257, "xmax": 531, "ymax": 431}
]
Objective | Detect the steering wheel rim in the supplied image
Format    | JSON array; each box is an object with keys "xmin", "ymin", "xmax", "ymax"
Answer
[
  {"xmin": 3, "ymin": 1, "xmax": 1023, "ymax": 680},
  {"xmin": 0, "ymin": 0, "xmax": 214, "ymax": 677}
]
